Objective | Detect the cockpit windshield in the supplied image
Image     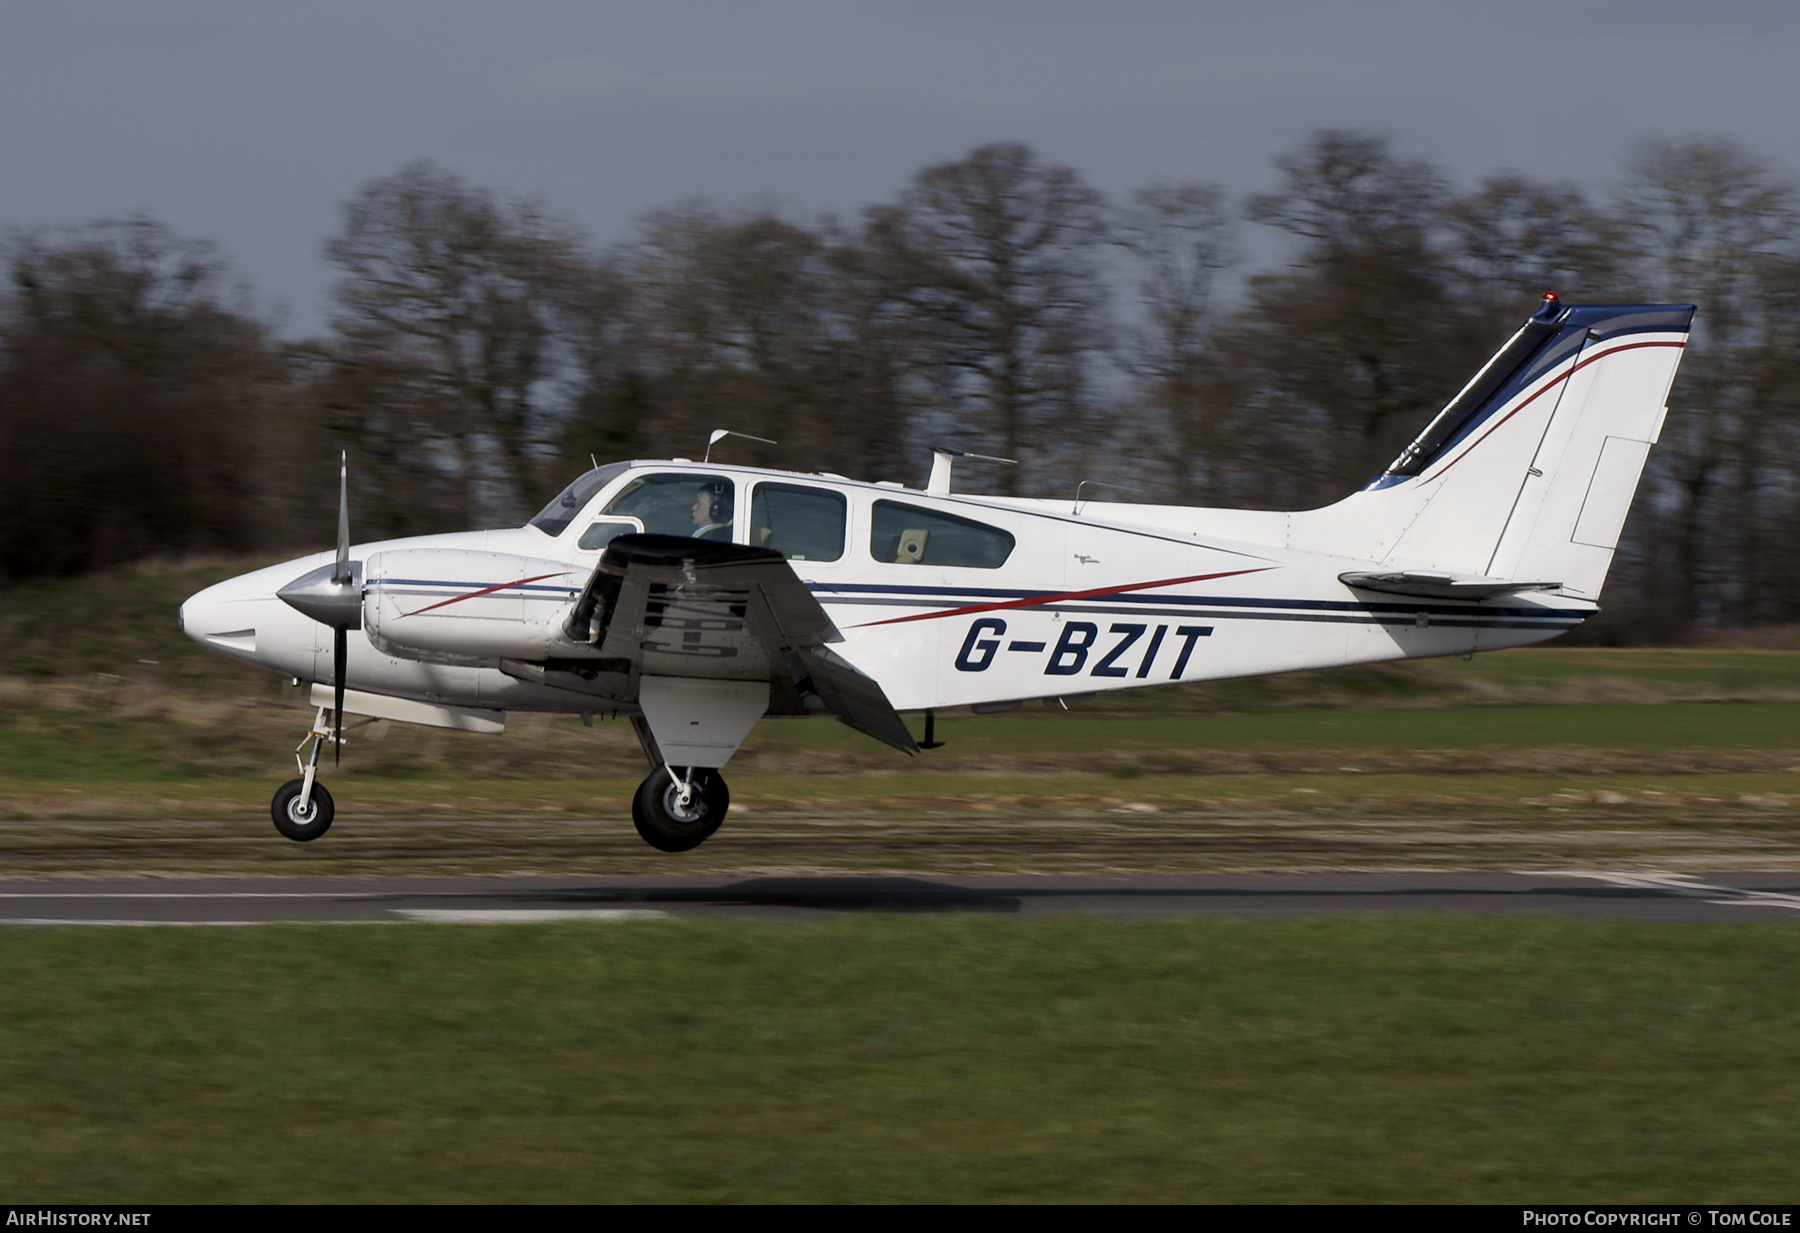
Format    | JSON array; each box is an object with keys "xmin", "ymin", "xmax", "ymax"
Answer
[{"xmin": 529, "ymin": 463, "xmax": 633, "ymax": 536}]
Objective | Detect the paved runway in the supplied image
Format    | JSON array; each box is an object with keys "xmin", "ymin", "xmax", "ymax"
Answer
[{"xmin": 3, "ymin": 871, "xmax": 1800, "ymax": 925}]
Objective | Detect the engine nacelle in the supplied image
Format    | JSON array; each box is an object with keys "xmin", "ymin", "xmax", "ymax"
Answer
[{"xmin": 362, "ymin": 548, "xmax": 584, "ymax": 662}]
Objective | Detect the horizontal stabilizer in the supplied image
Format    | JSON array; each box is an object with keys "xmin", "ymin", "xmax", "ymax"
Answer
[{"xmin": 1339, "ymin": 571, "xmax": 1561, "ymax": 600}]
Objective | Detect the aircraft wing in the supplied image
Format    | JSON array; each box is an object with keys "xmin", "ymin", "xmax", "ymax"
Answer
[{"xmin": 569, "ymin": 534, "xmax": 917, "ymax": 754}]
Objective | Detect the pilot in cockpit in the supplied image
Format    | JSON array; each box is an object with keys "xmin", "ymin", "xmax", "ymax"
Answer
[{"xmin": 691, "ymin": 483, "xmax": 733, "ymax": 541}]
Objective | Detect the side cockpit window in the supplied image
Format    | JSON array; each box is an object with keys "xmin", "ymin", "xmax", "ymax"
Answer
[
  {"xmin": 869, "ymin": 500, "xmax": 1014, "ymax": 569},
  {"xmin": 529, "ymin": 462, "xmax": 632, "ymax": 536},
  {"xmin": 750, "ymin": 483, "xmax": 847, "ymax": 562},
  {"xmin": 600, "ymin": 473, "xmax": 736, "ymax": 541}
]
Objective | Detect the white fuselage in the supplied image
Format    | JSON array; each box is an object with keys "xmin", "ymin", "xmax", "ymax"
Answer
[{"xmin": 180, "ymin": 461, "xmax": 1591, "ymax": 722}]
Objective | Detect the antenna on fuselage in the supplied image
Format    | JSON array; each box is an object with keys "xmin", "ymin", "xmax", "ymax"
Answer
[
  {"xmin": 926, "ymin": 447, "xmax": 1017, "ymax": 495},
  {"xmin": 1072, "ymin": 479, "xmax": 1123, "ymax": 515},
  {"xmin": 704, "ymin": 429, "xmax": 778, "ymax": 463}
]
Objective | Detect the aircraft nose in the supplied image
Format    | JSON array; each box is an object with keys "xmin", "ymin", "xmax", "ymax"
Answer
[
  {"xmin": 180, "ymin": 555, "xmax": 337, "ymax": 677},
  {"xmin": 181, "ymin": 576, "xmax": 262, "ymax": 653}
]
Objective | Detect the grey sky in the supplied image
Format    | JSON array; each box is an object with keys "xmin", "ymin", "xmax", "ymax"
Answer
[{"xmin": 4, "ymin": 0, "xmax": 1797, "ymax": 334}]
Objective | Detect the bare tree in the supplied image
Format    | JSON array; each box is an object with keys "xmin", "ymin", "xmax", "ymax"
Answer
[
  {"xmin": 604, "ymin": 202, "xmax": 924, "ymax": 483},
  {"xmin": 625, "ymin": 202, "xmax": 835, "ymax": 466},
  {"xmin": 1238, "ymin": 131, "xmax": 1495, "ymax": 503},
  {"xmin": 1444, "ymin": 172, "xmax": 1628, "ymax": 317},
  {"xmin": 556, "ymin": 253, "xmax": 644, "ymax": 472},
  {"xmin": 1753, "ymin": 253, "xmax": 1800, "ymax": 624},
  {"xmin": 1614, "ymin": 137, "xmax": 1799, "ymax": 636},
  {"xmin": 863, "ymin": 143, "xmax": 1109, "ymax": 495},
  {"xmin": 320, "ymin": 160, "xmax": 587, "ymax": 530},
  {"xmin": 1113, "ymin": 182, "xmax": 1237, "ymax": 504},
  {"xmin": 0, "ymin": 219, "xmax": 298, "ymax": 582}
]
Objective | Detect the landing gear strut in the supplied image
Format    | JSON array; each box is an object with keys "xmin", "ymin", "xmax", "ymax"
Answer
[
  {"xmin": 270, "ymin": 704, "xmax": 359, "ymax": 842},
  {"xmin": 631, "ymin": 766, "xmax": 729, "ymax": 852}
]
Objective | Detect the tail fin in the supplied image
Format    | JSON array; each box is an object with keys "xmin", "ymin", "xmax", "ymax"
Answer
[{"xmin": 1294, "ymin": 296, "xmax": 1695, "ymax": 600}]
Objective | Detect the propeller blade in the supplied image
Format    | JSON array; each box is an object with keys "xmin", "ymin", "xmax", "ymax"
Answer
[
  {"xmin": 334, "ymin": 626, "xmax": 346, "ymax": 766},
  {"xmin": 333, "ymin": 451, "xmax": 350, "ymax": 585}
]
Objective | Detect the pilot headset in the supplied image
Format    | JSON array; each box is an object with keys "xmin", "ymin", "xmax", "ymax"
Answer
[{"xmin": 703, "ymin": 484, "xmax": 729, "ymax": 523}]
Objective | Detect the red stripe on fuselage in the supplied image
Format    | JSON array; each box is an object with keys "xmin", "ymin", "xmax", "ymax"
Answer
[
  {"xmin": 849, "ymin": 567, "xmax": 1275, "ymax": 628},
  {"xmin": 401, "ymin": 573, "xmax": 568, "ymax": 618}
]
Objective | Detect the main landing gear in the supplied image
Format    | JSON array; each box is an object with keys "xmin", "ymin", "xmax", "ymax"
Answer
[
  {"xmin": 632, "ymin": 766, "xmax": 730, "ymax": 852},
  {"xmin": 270, "ymin": 703, "xmax": 366, "ymax": 842}
]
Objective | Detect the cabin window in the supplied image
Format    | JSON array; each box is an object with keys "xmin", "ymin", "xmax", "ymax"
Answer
[
  {"xmin": 576, "ymin": 517, "xmax": 643, "ymax": 551},
  {"xmin": 529, "ymin": 462, "xmax": 632, "ymax": 536},
  {"xmin": 600, "ymin": 473, "xmax": 736, "ymax": 541},
  {"xmin": 750, "ymin": 483, "xmax": 847, "ymax": 562},
  {"xmin": 869, "ymin": 500, "xmax": 1015, "ymax": 569}
]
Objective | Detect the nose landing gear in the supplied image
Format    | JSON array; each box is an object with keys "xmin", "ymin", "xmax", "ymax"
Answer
[{"xmin": 270, "ymin": 703, "xmax": 364, "ymax": 842}]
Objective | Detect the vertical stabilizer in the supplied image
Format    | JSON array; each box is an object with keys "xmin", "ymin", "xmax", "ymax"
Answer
[
  {"xmin": 1481, "ymin": 307, "xmax": 1693, "ymax": 597},
  {"xmin": 1290, "ymin": 298, "xmax": 1694, "ymax": 600}
]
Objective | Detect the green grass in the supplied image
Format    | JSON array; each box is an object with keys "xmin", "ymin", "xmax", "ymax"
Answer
[
  {"xmin": 0, "ymin": 557, "xmax": 291, "ymax": 690},
  {"xmin": 3, "ymin": 916, "xmax": 1798, "ymax": 1202},
  {"xmin": 4, "ymin": 684, "xmax": 1799, "ymax": 784},
  {"xmin": 4, "ymin": 559, "xmax": 1799, "ymax": 873},
  {"xmin": 764, "ymin": 700, "xmax": 1800, "ymax": 754},
  {"xmin": 6, "ymin": 685, "xmax": 1800, "ymax": 877},
  {"xmin": 6, "ymin": 563, "xmax": 1800, "ymax": 1201}
]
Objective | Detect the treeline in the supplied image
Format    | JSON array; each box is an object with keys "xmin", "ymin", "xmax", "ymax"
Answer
[{"xmin": 4, "ymin": 130, "xmax": 1798, "ymax": 642}]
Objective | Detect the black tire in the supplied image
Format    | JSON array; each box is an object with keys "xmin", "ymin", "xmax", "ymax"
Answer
[
  {"xmin": 271, "ymin": 778, "xmax": 334, "ymax": 842},
  {"xmin": 631, "ymin": 767, "xmax": 728, "ymax": 853}
]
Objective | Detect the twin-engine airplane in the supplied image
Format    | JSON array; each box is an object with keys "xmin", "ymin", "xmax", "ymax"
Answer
[{"xmin": 181, "ymin": 295, "xmax": 1695, "ymax": 851}]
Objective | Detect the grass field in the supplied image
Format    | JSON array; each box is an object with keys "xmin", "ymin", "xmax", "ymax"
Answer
[
  {"xmin": 5, "ymin": 562, "xmax": 1800, "ymax": 1202},
  {"xmin": 3, "ymin": 558, "xmax": 1800, "ymax": 874},
  {"xmin": 4, "ymin": 916, "xmax": 1800, "ymax": 1203}
]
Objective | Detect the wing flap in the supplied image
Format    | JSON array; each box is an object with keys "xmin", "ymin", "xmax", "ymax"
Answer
[{"xmin": 788, "ymin": 646, "xmax": 919, "ymax": 755}]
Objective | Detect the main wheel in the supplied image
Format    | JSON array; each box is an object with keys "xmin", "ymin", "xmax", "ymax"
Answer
[
  {"xmin": 271, "ymin": 778, "xmax": 334, "ymax": 842},
  {"xmin": 631, "ymin": 767, "xmax": 728, "ymax": 852}
]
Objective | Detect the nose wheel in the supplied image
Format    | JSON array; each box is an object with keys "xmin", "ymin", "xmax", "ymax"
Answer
[{"xmin": 632, "ymin": 767, "xmax": 729, "ymax": 852}]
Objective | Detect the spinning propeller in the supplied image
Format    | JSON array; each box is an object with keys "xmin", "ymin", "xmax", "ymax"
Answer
[{"xmin": 275, "ymin": 453, "xmax": 361, "ymax": 763}]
